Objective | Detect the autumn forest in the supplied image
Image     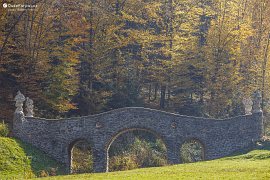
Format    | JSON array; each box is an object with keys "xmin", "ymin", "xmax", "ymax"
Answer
[{"xmin": 1, "ymin": 0, "xmax": 270, "ymax": 123}]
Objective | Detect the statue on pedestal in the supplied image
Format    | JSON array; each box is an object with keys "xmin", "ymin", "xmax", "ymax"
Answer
[
  {"xmin": 252, "ymin": 91, "xmax": 262, "ymax": 113},
  {"xmin": 25, "ymin": 97, "xmax": 34, "ymax": 117},
  {"xmin": 15, "ymin": 91, "xmax": 25, "ymax": 114},
  {"xmin": 242, "ymin": 97, "xmax": 253, "ymax": 115}
]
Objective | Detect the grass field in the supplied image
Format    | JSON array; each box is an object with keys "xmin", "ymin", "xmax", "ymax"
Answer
[
  {"xmin": 40, "ymin": 142, "xmax": 270, "ymax": 180},
  {"xmin": 1, "ymin": 136, "xmax": 270, "ymax": 180}
]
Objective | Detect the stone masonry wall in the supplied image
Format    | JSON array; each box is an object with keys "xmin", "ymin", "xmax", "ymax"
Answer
[{"xmin": 13, "ymin": 107, "xmax": 263, "ymax": 173}]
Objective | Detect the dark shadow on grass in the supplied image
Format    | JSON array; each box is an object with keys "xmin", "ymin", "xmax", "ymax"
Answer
[{"xmin": 14, "ymin": 138, "xmax": 67, "ymax": 177}]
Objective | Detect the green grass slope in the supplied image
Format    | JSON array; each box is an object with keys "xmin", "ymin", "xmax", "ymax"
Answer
[
  {"xmin": 0, "ymin": 137, "xmax": 66, "ymax": 179},
  {"xmin": 2, "ymin": 136, "xmax": 270, "ymax": 180},
  {"xmin": 40, "ymin": 142, "xmax": 270, "ymax": 180}
]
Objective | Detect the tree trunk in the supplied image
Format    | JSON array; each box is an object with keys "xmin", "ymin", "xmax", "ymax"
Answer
[
  {"xmin": 148, "ymin": 84, "xmax": 152, "ymax": 102},
  {"xmin": 167, "ymin": 87, "xmax": 171, "ymax": 107},
  {"xmin": 261, "ymin": 33, "xmax": 270, "ymax": 112},
  {"xmin": 154, "ymin": 83, "xmax": 158, "ymax": 100},
  {"xmin": 160, "ymin": 86, "xmax": 166, "ymax": 109}
]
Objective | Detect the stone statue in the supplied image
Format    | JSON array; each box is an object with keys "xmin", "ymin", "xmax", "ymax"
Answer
[
  {"xmin": 15, "ymin": 91, "xmax": 25, "ymax": 114},
  {"xmin": 242, "ymin": 97, "xmax": 253, "ymax": 115},
  {"xmin": 25, "ymin": 97, "xmax": 34, "ymax": 117},
  {"xmin": 252, "ymin": 90, "xmax": 262, "ymax": 113}
]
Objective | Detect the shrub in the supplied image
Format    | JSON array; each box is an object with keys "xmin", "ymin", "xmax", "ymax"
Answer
[
  {"xmin": 71, "ymin": 141, "xmax": 93, "ymax": 174},
  {"xmin": 109, "ymin": 137, "xmax": 167, "ymax": 171},
  {"xmin": 39, "ymin": 170, "xmax": 49, "ymax": 177},
  {"xmin": 109, "ymin": 154, "xmax": 138, "ymax": 171},
  {"xmin": 0, "ymin": 122, "xmax": 9, "ymax": 137},
  {"xmin": 49, "ymin": 167, "xmax": 57, "ymax": 176},
  {"xmin": 180, "ymin": 140, "xmax": 204, "ymax": 163},
  {"xmin": 131, "ymin": 138, "xmax": 167, "ymax": 168}
]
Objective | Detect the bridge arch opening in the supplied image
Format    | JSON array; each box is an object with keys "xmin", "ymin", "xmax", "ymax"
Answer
[
  {"xmin": 69, "ymin": 139, "xmax": 93, "ymax": 174},
  {"xmin": 180, "ymin": 139, "xmax": 205, "ymax": 163},
  {"xmin": 106, "ymin": 128, "xmax": 168, "ymax": 172}
]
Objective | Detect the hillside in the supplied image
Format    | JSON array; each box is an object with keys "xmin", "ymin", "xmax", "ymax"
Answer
[
  {"xmin": 0, "ymin": 137, "xmax": 66, "ymax": 179},
  {"xmin": 39, "ymin": 142, "xmax": 270, "ymax": 180}
]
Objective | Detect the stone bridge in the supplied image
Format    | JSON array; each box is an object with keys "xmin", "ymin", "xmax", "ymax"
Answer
[{"xmin": 13, "ymin": 105, "xmax": 263, "ymax": 173}]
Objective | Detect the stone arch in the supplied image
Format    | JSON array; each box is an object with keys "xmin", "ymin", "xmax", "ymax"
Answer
[
  {"xmin": 105, "ymin": 127, "xmax": 168, "ymax": 171},
  {"xmin": 106, "ymin": 127, "xmax": 167, "ymax": 150},
  {"xmin": 68, "ymin": 138, "xmax": 93, "ymax": 173},
  {"xmin": 179, "ymin": 138, "xmax": 205, "ymax": 163}
]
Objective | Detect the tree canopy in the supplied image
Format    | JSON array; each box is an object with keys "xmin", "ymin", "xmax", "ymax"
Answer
[{"xmin": 1, "ymin": 0, "xmax": 270, "ymax": 122}]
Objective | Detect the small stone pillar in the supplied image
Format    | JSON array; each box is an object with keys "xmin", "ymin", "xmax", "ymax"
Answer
[
  {"xmin": 25, "ymin": 97, "xmax": 34, "ymax": 117},
  {"xmin": 252, "ymin": 91, "xmax": 262, "ymax": 113},
  {"xmin": 15, "ymin": 91, "xmax": 25, "ymax": 114}
]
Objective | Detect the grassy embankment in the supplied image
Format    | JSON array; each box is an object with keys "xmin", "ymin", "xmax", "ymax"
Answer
[
  {"xmin": 1, "ymin": 136, "xmax": 270, "ymax": 180},
  {"xmin": 0, "ymin": 137, "xmax": 66, "ymax": 179}
]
